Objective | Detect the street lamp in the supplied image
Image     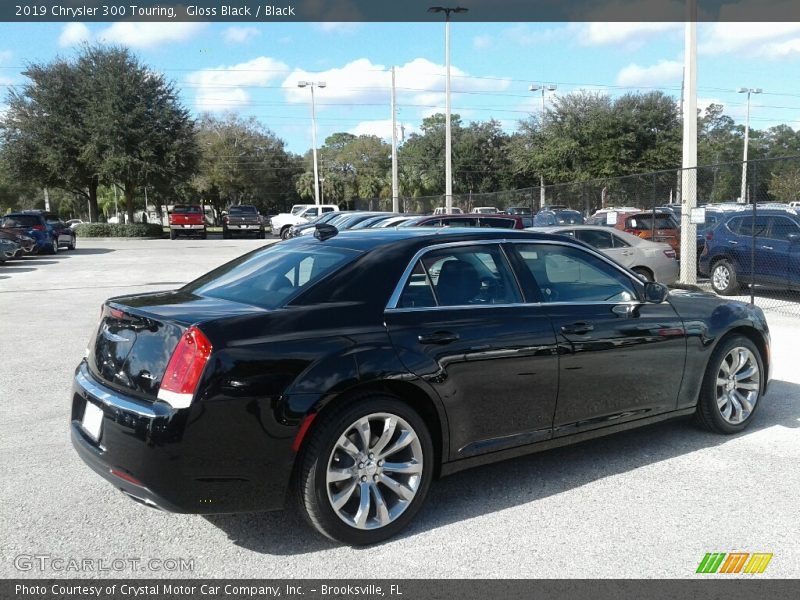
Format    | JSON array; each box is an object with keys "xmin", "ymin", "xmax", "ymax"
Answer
[
  {"xmin": 319, "ymin": 176, "xmax": 325, "ymax": 205},
  {"xmin": 529, "ymin": 84, "xmax": 557, "ymax": 210},
  {"xmin": 298, "ymin": 80, "xmax": 327, "ymax": 205},
  {"xmin": 429, "ymin": 5, "xmax": 468, "ymax": 214},
  {"xmin": 737, "ymin": 87, "xmax": 762, "ymax": 203}
]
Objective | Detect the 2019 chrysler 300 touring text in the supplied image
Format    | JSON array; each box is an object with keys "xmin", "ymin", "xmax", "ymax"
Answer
[{"xmin": 71, "ymin": 227, "xmax": 770, "ymax": 545}]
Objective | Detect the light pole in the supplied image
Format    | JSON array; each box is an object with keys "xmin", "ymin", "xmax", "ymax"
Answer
[
  {"xmin": 319, "ymin": 176, "xmax": 325, "ymax": 205},
  {"xmin": 529, "ymin": 83, "xmax": 557, "ymax": 210},
  {"xmin": 429, "ymin": 5, "xmax": 468, "ymax": 214},
  {"xmin": 298, "ymin": 80, "xmax": 327, "ymax": 205},
  {"xmin": 737, "ymin": 87, "xmax": 762, "ymax": 203}
]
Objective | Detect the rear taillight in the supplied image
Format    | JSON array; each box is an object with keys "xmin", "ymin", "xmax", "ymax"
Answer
[
  {"xmin": 705, "ymin": 231, "xmax": 714, "ymax": 241},
  {"xmin": 157, "ymin": 326, "xmax": 213, "ymax": 409},
  {"xmin": 32, "ymin": 224, "xmax": 46, "ymax": 231},
  {"xmin": 222, "ymin": 216, "xmax": 228, "ymax": 223},
  {"xmin": 663, "ymin": 250, "xmax": 676, "ymax": 259}
]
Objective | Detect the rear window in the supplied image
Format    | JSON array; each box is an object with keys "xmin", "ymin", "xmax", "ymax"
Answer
[
  {"xmin": 1, "ymin": 215, "xmax": 41, "ymax": 228},
  {"xmin": 626, "ymin": 215, "xmax": 676, "ymax": 230},
  {"xmin": 183, "ymin": 243, "xmax": 361, "ymax": 309},
  {"xmin": 229, "ymin": 206, "xmax": 257, "ymax": 215},
  {"xmin": 555, "ymin": 211, "xmax": 584, "ymax": 225},
  {"xmin": 479, "ymin": 217, "xmax": 516, "ymax": 229},
  {"xmin": 173, "ymin": 205, "xmax": 201, "ymax": 214}
]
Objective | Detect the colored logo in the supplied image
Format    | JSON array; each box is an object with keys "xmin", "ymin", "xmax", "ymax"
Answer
[{"xmin": 696, "ymin": 552, "xmax": 773, "ymax": 574}]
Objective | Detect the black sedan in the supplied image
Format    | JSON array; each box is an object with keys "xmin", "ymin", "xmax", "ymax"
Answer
[{"xmin": 71, "ymin": 227, "xmax": 770, "ymax": 545}]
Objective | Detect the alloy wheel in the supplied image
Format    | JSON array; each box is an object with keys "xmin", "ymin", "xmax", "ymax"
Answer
[
  {"xmin": 712, "ymin": 264, "xmax": 730, "ymax": 292},
  {"xmin": 715, "ymin": 347, "xmax": 760, "ymax": 424},
  {"xmin": 326, "ymin": 412, "xmax": 424, "ymax": 531}
]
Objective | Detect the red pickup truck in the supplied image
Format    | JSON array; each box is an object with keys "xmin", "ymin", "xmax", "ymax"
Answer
[{"xmin": 169, "ymin": 205, "xmax": 206, "ymax": 240}]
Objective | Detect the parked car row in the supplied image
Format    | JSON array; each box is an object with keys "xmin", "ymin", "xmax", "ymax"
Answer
[{"xmin": 0, "ymin": 210, "xmax": 76, "ymax": 261}]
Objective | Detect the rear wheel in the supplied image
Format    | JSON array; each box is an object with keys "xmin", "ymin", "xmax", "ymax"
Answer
[
  {"xmin": 296, "ymin": 395, "xmax": 433, "ymax": 545},
  {"xmin": 280, "ymin": 226, "xmax": 291, "ymax": 240},
  {"xmin": 694, "ymin": 334, "xmax": 764, "ymax": 434},
  {"xmin": 222, "ymin": 229, "xmax": 231, "ymax": 240},
  {"xmin": 48, "ymin": 236, "xmax": 58, "ymax": 254},
  {"xmin": 632, "ymin": 266, "xmax": 653, "ymax": 281},
  {"xmin": 68, "ymin": 236, "xmax": 76, "ymax": 250},
  {"xmin": 199, "ymin": 230, "xmax": 207, "ymax": 240},
  {"xmin": 170, "ymin": 229, "xmax": 177, "ymax": 240},
  {"xmin": 711, "ymin": 259, "xmax": 739, "ymax": 295}
]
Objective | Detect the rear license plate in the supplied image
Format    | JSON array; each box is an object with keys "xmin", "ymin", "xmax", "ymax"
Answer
[{"xmin": 81, "ymin": 402, "xmax": 104, "ymax": 441}]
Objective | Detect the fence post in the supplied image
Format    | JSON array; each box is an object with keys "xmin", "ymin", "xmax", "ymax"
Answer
[{"xmin": 651, "ymin": 173, "xmax": 657, "ymax": 239}]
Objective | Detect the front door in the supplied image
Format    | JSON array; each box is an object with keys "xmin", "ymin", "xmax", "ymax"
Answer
[
  {"xmin": 384, "ymin": 243, "xmax": 559, "ymax": 459},
  {"xmin": 508, "ymin": 241, "xmax": 687, "ymax": 436}
]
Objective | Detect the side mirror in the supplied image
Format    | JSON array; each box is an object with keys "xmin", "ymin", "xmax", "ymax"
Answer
[{"xmin": 644, "ymin": 281, "xmax": 669, "ymax": 303}]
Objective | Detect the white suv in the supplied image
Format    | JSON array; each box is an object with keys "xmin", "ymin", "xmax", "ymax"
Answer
[{"xmin": 270, "ymin": 205, "xmax": 340, "ymax": 239}]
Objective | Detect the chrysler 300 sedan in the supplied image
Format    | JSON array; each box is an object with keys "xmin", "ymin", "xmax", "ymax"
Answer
[{"xmin": 71, "ymin": 227, "xmax": 770, "ymax": 545}]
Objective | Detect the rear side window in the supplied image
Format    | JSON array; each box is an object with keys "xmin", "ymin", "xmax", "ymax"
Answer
[
  {"xmin": 397, "ymin": 245, "xmax": 522, "ymax": 308},
  {"xmin": 729, "ymin": 216, "xmax": 768, "ymax": 237},
  {"xmin": 173, "ymin": 206, "xmax": 201, "ymax": 214},
  {"xmin": 184, "ymin": 244, "xmax": 361, "ymax": 309},
  {"xmin": 479, "ymin": 218, "xmax": 515, "ymax": 229},
  {"xmin": 575, "ymin": 229, "xmax": 614, "ymax": 249},
  {"xmin": 767, "ymin": 216, "xmax": 800, "ymax": 240}
]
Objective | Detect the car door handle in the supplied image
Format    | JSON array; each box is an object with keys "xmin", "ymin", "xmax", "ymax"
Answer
[
  {"xmin": 560, "ymin": 322, "xmax": 594, "ymax": 335},
  {"xmin": 729, "ymin": 240, "xmax": 739, "ymax": 245},
  {"xmin": 760, "ymin": 245, "xmax": 773, "ymax": 251},
  {"xmin": 418, "ymin": 331, "xmax": 460, "ymax": 345}
]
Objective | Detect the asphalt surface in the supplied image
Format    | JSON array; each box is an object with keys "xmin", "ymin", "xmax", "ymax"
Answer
[{"xmin": 1, "ymin": 238, "xmax": 798, "ymax": 579}]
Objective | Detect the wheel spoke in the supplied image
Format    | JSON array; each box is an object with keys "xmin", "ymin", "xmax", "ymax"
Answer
[
  {"xmin": 330, "ymin": 480, "xmax": 358, "ymax": 510},
  {"xmin": 371, "ymin": 417, "xmax": 397, "ymax": 456},
  {"xmin": 328, "ymin": 468, "xmax": 354, "ymax": 483},
  {"xmin": 355, "ymin": 418, "xmax": 372, "ymax": 453},
  {"xmin": 735, "ymin": 365, "xmax": 757, "ymax": 381},
  {"xmin": 736, "ymin": 381, "xmax": 759, "ymax": 391},
  {"xmin": 382, "ymin": 460, "xmax": 423, "ymax": 475},
  {"xmin": 378, "ymin": 429, "xmax": 416, "ymax": 459},
  {"xmin": 729, "ymin": 392, "xmax": 744, "ymax": 421},
  {"xmin": 337, "ymin": 437, "xmax": 360, "ymax": 459},
  {"xmin": 734, "ymin": 390, "xmax": 753, "ymax": 414},
  {"xmin": 719, "ymin": 359, "xmax": 731, "ymax": 376},
  {"xmin": 371, "ymin": 484, "xmax": 391, "ymax": 526},
  {"xmin": 379, "ymin": 473, "xmax": 415, "ymax": 501},
  {"xmin": 717, "ymin": 391, "xmax": 729, "ymax": 409},
  {"xmin": 716, "ymin": 377, "xmax": 729, "ymax": 387},
  {"xmin": 353, "ymin": 482, "xmax": 372, "ymax": 528}
]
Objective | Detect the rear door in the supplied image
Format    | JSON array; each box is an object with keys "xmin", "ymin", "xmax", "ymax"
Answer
[
  {"xmin": 508, "ymin": 241, "xmax": 686, "ymax": 435},
  {"xmin": 760, "ymin": 216, "xmax": 797, "ymax": 289},
  {"xmin": 384, "ymin": 242, "xmax": 559, "ymax": 459}
]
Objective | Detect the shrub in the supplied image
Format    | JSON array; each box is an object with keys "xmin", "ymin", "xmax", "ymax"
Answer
[{"xmin": 74, "ymin": 223, "xmax": 165, "ymax": 238}]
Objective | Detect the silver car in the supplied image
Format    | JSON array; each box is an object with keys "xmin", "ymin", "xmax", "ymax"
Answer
[{"xmin": 532, "ymin": 225, "xmax": 679, "ymax": 284}]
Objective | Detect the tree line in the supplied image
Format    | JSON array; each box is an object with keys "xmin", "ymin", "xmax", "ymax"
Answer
[{"xmin": 2, "ymin": 45, "xmax": 799, "ymax": 221}]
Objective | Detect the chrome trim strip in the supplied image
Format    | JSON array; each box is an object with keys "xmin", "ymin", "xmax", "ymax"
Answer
[
  {"xmin": 76, "ymin": 366, "xmax": 159, "ymax": 418},
  {"xmin": 384, "ymin": 237, "xmax": 644, "ymax": 311}
]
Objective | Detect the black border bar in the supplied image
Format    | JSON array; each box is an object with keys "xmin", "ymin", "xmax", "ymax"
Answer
[{"xmin": 4, "ymin": 1, "xmax": 800, "ymax": 23}]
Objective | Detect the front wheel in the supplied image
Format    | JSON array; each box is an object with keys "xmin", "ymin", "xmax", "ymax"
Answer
[
  {"xmin": 711, "ymin": 259, "xmax": 739, "ymax": 295},
  {"xmin": 49, "ymin": 237, "xmax": 58, "ymax": 254},
  {"xmin": 280, "ymin": 226, "xmax": 291, "ymax": 240},
  {"xmin": 695, "ymin": 334, "xmax": 764, "ymax": 434},
  {"xmin": 296, "ymin": 396, "xmax": 433, "ymax": 545},
  {"xmin": 169, "ymin": 229, "xmax": 177, "ymax": 240}
]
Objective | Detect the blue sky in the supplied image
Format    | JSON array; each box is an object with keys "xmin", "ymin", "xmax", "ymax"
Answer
[{"xmin": 1, "ymin": 21, "xmax": 799, "ymax": 154}]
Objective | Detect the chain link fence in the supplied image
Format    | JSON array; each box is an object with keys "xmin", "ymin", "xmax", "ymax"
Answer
[{"xmin": 354, "ymin": 156, "xmax": 800, "ymax": 317}]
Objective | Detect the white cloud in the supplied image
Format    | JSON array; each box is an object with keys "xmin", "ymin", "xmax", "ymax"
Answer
[
  {"xmin": 59, "ymin": 23, "xmax": 91, "ymax": 47},
  {"xmin": 700, "ymin": 22, "xmax": 800, "ymax": 59},
  {"xmin": 349, "ymin": 119, "xmax": 417, "ymax": 140},
  {"xmin": 187, "ymin": 56, "xmax": 290, "ymax": 112},
  {"xmin": 0, "ymin": 50, "xmax": 12, "ymax": 64},
  {"xmin": 502, "ymin": 24, "xmax": 573, "ymax": 47},
  {"xmin": 616, "ymin": 59, "xmax": 683, "ymax": 88},
  {"xmin": 223, "ymin": 26, "xmax": 261, "ymax": 44},
  {"xmin": 582, "ymin": 22, "xmax": 682, "ymax": 47},
  {"xmin": 472, "ymin": 35, "xmax": 493, "ymax": 50},
  {"xmin": 282, "ymin": 57, "xmax": 511, "ymax": 112},
  {"xmin": 97, "ymin": 22, "xmax": 207, "ymax": 49},
  {"xmin": 312, "ymin": 22, "xmax": 361, "ymax": 34}
]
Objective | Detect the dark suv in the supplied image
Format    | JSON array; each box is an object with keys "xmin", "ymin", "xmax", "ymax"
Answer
[
  {"xmin": 0, "ymin": 210, "xmax": 75, "ymax": 254},
  {"xmin": 698, "ymin": 208, "xmax": 800, "ymax": 295}
]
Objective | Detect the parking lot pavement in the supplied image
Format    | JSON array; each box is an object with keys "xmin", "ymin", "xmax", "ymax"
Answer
[{"xmin": 1, "ymin": 238, "xmax": 798, "ymax": 579}]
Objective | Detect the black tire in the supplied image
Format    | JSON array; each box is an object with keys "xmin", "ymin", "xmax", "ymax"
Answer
[
  {"xmin": 694, "ymin": 334, "xmax": 764, "ymax": 434},
  {"xmin": 632, "ymin": 266, "xmax": 654, "ymax": 281},
  {"xmin": 280, "ymin": 226, "xmax": 291, "ymax": 240},
  {"xmin": 68, "ymin": 236, "xmax": 76, "ymax": 250},
  {"xmin": 710, "ymin": 259, "xmax": 739, "ymax": 296},
  {"xmin": 48, "ymin": 236, "xmax": 58, "ymax": 255},
  {"xmin": 296, "ymin": 395, "xmax": 434, "ymax": 545},
  {"xmin": 200, "ymin": 230, "xmax": 207, "ymax": 240},
  {"xmin": 258, "ymin": 230, "xmax": 266, "ymax": 239},
  {"xmin": 222, "ymin": 229, "xmax": 231, "ymax": 240},
  {"xmin": 170, "ymin": 229, "xmax": 177, "ymax": 240}
]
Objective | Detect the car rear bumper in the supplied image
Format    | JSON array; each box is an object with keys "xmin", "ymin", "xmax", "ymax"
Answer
[
  {"xmin": 227, "ymin": 224, "xmax": 262, "ymax": 230},
  {"xmin": 71, "ymin": 363, "xmax": 291, "ymax": 514},
  {"xmin": 169, "ymin": 224, "xmax": 205, "ymax": 230}
]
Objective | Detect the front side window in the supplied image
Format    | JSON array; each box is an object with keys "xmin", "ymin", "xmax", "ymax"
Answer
[
  {"xmin": 513, "ymin": 243, "xmax": 638, "ymax": 304},
  {"xmin": 766, "ymin": 216, "xmax": 800, "ymax": 241},
  {"xmin": 396, "ymin": 244, "xmax": 522, "ymax": 308}
]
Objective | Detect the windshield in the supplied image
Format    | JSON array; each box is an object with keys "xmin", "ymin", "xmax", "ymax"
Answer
[{"xmin": 184, "ymin": 243, "xmax": 362, "ymax": 309}]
